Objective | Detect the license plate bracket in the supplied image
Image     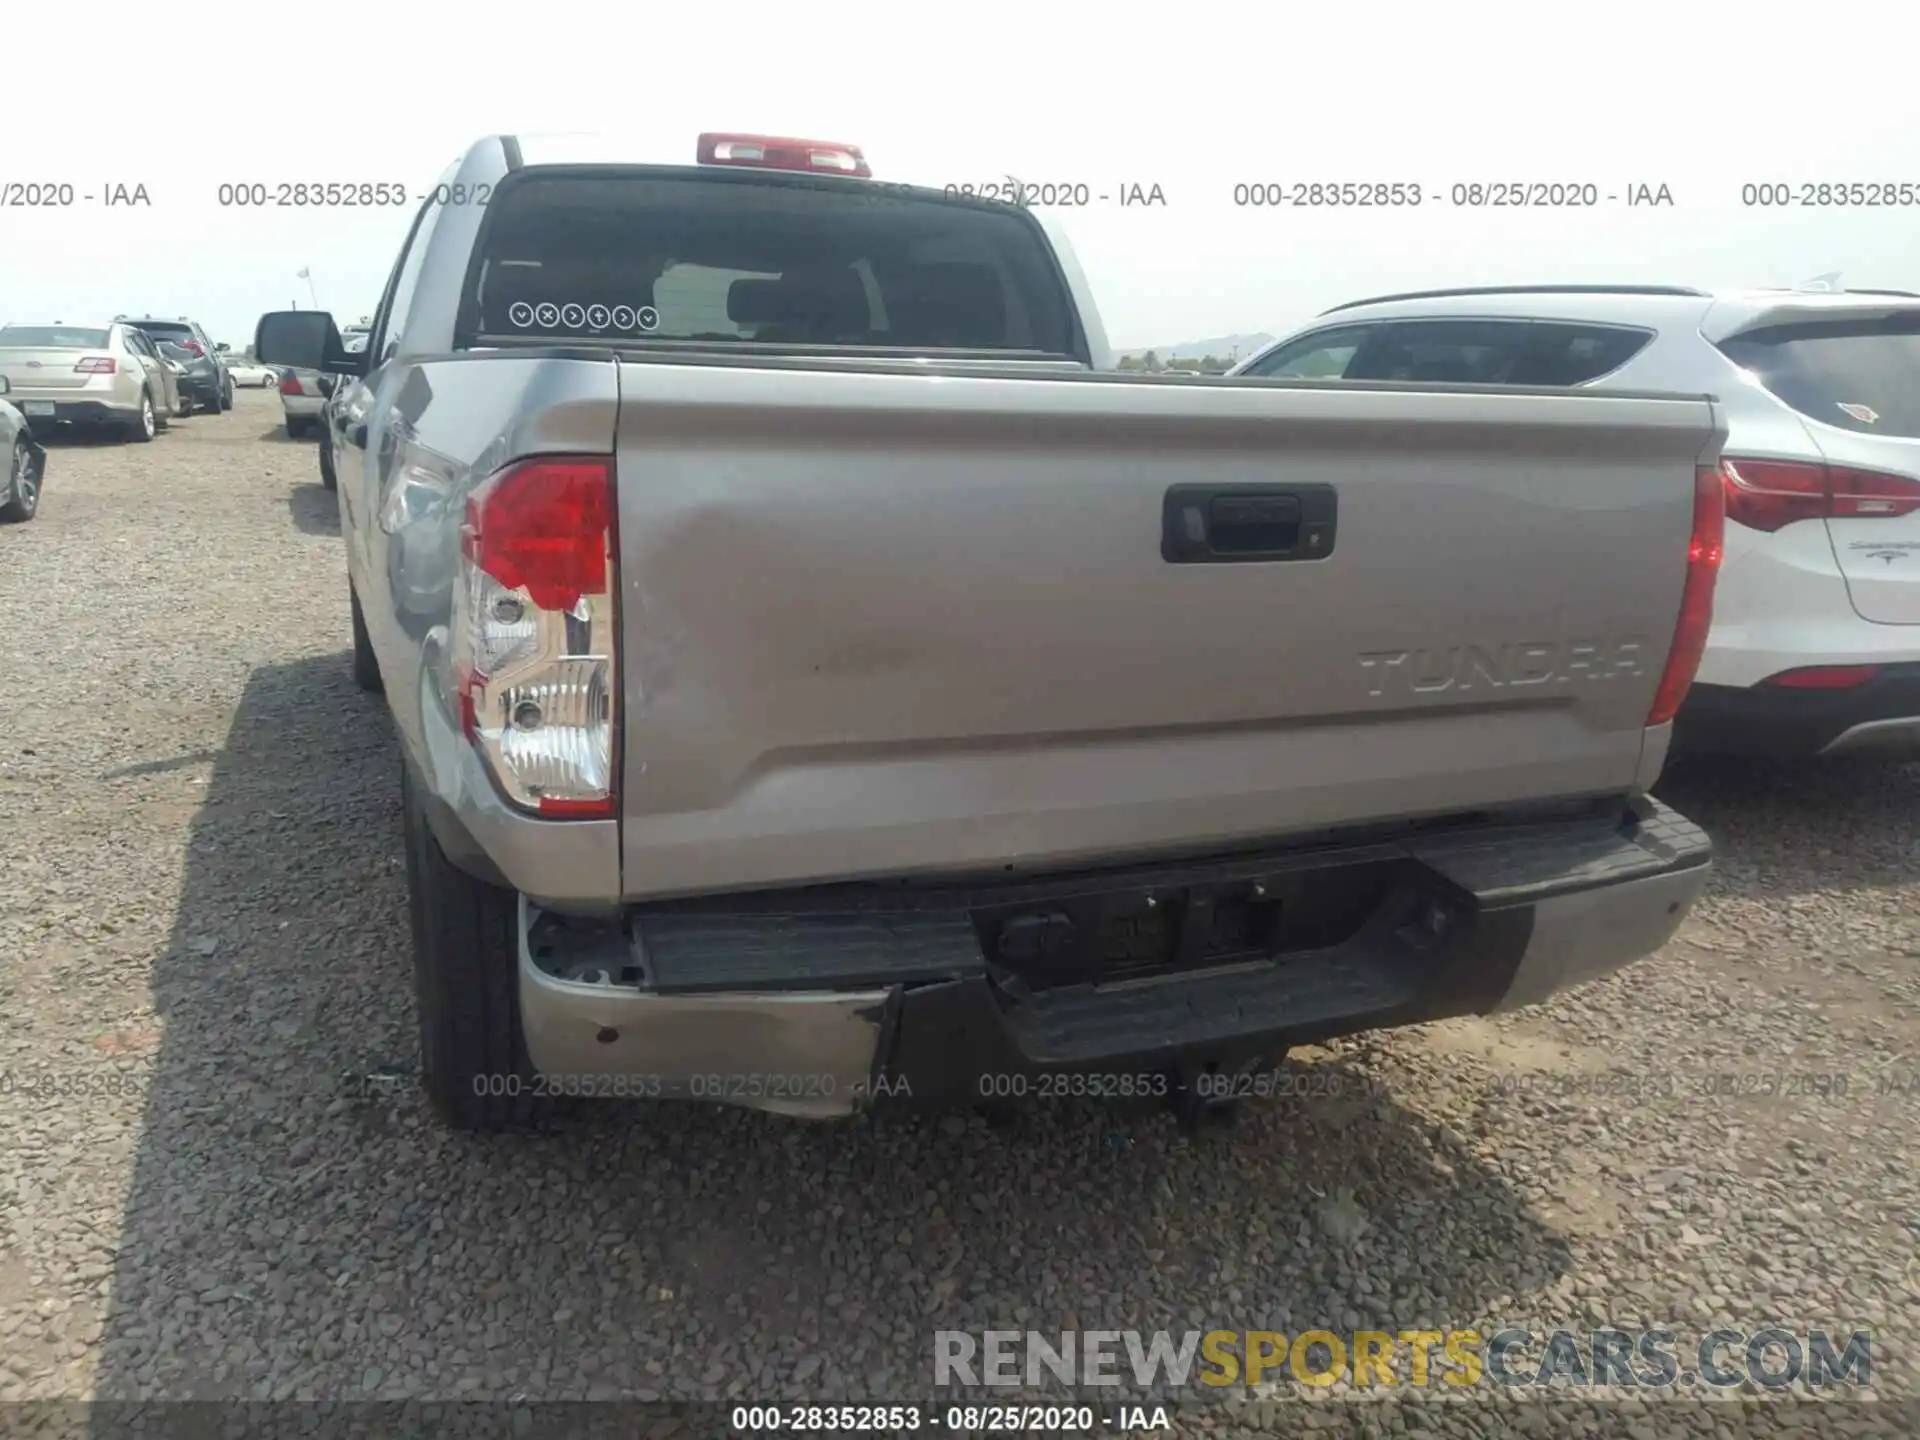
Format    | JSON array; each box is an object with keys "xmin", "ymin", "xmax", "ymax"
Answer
[
  {"xmin": 985, "ymin": 881, "xmax": 1289, "ymax": 987},
  {"xmin": 21, "ymin": 401, "xmax": 55, "ymax": 417}
]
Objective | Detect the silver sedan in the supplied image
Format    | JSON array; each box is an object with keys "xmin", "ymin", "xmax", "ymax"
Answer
[
  {"xmin": 0, "ymin": 376, "xmax": 49, "ymax": 521},
  {"xmin": 224, "ymin": 356, "xmax": 280, "ymax": 387}
]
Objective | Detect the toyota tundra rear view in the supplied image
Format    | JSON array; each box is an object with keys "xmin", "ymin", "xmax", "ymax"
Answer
[{"xmin": 253, "ymin": 131, "xmax": 1724, "ymax": 1131}]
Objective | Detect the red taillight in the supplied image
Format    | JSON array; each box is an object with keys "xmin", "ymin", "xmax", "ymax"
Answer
[
  {"xmin": 1647, "ymin": 463, "xmax": 1726, "ymax": 726},
  {"xmin": 1830, "ymin": 464, "xmax": 1920, "ymax": 520},
  {"xmin": 1765, "ymin": 665, "xmax": 1882, "ymax": 690},
  {"xmin": 73, "ymin": 356, "xmax": 116, "ymax": 374},
  {"xmin": 696, "ymin": 131, "xmax": 871, "ymax": 178},
  {"xmin": 459, "ymin": 458, "xmax": 612, "ymax": 613},
  {"xmin": 453, "ymin": 455, "xmax": 618, "ymax": 820},
  {"xmin": 279, "ymin": 372, "xmax": 303, "ymax": 395},
  {"xmin": 1721, "ymin": 456, "xmax": 1920, "ymax": 531}
]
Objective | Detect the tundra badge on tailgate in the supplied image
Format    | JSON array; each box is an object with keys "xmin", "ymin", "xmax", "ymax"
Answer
[{"xmin": 1357, "ymin": 638, "xmax": 1648, "ymax": 698}]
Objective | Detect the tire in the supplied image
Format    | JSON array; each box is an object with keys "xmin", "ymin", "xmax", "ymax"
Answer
[
  {"xmin": 319, "ymin": 426, "xmax": 338, "ymax": 490},
  {"xmin": 125, "ymin": 392, "xmax": 156, "ymax": 443},
  {"xmin": 401, "ymin": 760, "xmax": 537, "ymax": 1131},
  {"xmin": 285, "ymin": 416, "xmax": 308, "ymax": 439},
  {"xmin": 349, "ymin": 584, "xmax": 382, "ymax": 693},
  {"xmin": 220, "ymin": 381, "xmax": 234, "ymax": 411},
  {"xmin": 0, "ymin": 441, "xmax": 38, "ymax": 523}
]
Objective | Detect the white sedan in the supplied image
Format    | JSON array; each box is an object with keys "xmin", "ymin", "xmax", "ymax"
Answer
[{"xmin": 224, "ymin": 356, "xmax": 279, "ymax": 387}]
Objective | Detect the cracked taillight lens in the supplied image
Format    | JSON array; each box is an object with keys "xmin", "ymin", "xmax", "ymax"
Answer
[{"xmin": 451, "ymin": 456, "xmax": 617, "ymax": 818}]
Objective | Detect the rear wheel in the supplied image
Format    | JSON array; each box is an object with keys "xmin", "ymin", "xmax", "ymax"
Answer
[
  {"xmin": 349, "ymin": 584, "xmax": 382, "ymax": 693},
  {"xmin": 0, "ymin": 441, "xmax": 38, "ymax": 522},
  {"xmin": 125, "ymin": 393, "xmax": 156, "ymax": 443},
  {"xmin": 318, "ymin": 425, "xmax": 338, "ymax": 489},
  {"xmin": 220, "ymin": 381, "xmax": 234, "ymax": 411},
  {"xmin": 402, "ymin": 761, "xmax": 537, "ymax": 1131},
  {"xmin": 285, "ymin": 415, "xmax": 308, "ymax": 439}
]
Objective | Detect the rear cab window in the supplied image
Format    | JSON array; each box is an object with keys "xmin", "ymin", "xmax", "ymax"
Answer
[
  {"xmin": 1718, "ymin": 314, "xmax": 1920, "ymax": 439},
  {"xmin": 458, "ymin": 170, "xmax": 1082, "ymax": 359}
]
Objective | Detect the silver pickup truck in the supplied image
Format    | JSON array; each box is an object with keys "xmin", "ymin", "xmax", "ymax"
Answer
[{"xmin": 255, "ymin": 131, "xmax": 1725, "ymax": 1132}]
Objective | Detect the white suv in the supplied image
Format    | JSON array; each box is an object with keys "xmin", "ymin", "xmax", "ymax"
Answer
[{"xmin": 1233, "ymin": 286, "xmax": 1920, "ymax": 759}]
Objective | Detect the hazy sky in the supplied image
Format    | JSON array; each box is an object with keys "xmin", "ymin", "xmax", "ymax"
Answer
[{"xmin": 7, "ymin": 1, "xmax": 1918, "ymax": 352}]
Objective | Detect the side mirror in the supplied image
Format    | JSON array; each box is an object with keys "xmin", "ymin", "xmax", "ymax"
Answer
[
  {"xmin": 0, "ymin": 376, "xmax": 9, "ymax": 396},
  {"xmin": 254, "ymin": 310, "xmax": 368, "ymax": 377},
  {"xmin": 215, "ymin": 342, "xmax": 231, "ymax": 353}
]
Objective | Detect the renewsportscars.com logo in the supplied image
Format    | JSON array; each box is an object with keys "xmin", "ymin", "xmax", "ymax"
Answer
[{"xmin": 933, "ymin": 1327, "xmax": 1872, "ymax": 1392}]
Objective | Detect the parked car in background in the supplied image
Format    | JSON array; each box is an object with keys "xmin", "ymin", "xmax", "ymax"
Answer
[
  {"xmin": 0, "ymin": 322, "xmax": 178, "ymax": 442},
  {"xmin": 255, "ymin": 130, "xmax": 1720, "ymax": 1133},
  {"xmin": 1232, "ymin": 285, "xmax": 1920, "ymax": 760},
  {"xmin": 290, "ymin": 332, "xmax": 366, "ymax": 450},
  {"xmin": 314, "ymin": 343, "xmax": 354, "ymax": 487},
  {"xmin": 0, "ymin": 376, "xmax": 49, "ymax": 522},
  {"xmin": 224, "ymin": 356, "xmax": 278, "ymax": 387},
  {"xmin": 159, "ymin": 352, "xmax": 192, "ymax": 418},
  {"xmin": 157, "ymin": 339, "xmax": 223, "ymax": 413},
  {"xmin": 278, "ymin": 365, "xmax": 326, "ymax": 437},
  {"xmin": 119, "ymin": 316, "xmax": 233, "ymax": 411}
]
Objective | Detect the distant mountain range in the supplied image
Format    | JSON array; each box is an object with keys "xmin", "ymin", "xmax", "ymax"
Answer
[{"xmin": 1112, "ymin": 332, "xmax": 1277, "ymax": 363}]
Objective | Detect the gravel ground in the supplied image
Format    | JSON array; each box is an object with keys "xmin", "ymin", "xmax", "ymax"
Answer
[{"xmin": 0, "ymin": 393, "xmax": 1915, "ymax": 1435}]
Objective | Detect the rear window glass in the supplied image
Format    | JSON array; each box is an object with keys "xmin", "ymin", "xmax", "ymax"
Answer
[
  {"xmin": 131, "ymin": 321, "xmax": 192, "ymax": 340},
  {"xmin": 157, "ymin": 341, "xmax": 197, "ymax": 360},
  {"xmin": 464, "ymin": 172, "xmax": 1077, "ymax": 355},
  {"xmin": 1719, "ymin": 316, "xmax": 1920, "ymax": 439},
  {"xmin": 0, "ymin": 325, "xmax": 111, "ymax": 348}
]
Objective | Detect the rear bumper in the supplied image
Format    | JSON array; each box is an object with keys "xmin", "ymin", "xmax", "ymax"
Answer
[
  {"xmin": 1675, "ymin": 664, "xmax": 1920, "ymax": 758},
  {"xmin": 9, "ymin": 397, "xmax": 142, "ymax": 426},
  {"xmin": 281, "ymin": 392, "xmax": 326, "ymax": 418},
  {"xmin": 517, "ymin": 797, "xmax": 1711, "ymax": 1116},
  {"xmin": 177, "ymin": 374, "xmax": 221, "ymax": 403}
]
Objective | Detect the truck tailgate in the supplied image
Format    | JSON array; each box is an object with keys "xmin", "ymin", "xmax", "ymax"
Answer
[{"xmin": 612, "ymin": 365, "xmax": 1722, "ymax": 899}]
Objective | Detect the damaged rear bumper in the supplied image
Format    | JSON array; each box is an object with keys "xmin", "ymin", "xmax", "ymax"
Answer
[{"xmin": 518, "ymin": 796, "xmax": 1711, "ymax": 1117}]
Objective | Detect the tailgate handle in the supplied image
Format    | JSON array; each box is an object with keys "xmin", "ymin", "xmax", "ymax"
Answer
[{"xmin": 1162, "ymin": 483, "xmax": 1337, "ymax": 563}]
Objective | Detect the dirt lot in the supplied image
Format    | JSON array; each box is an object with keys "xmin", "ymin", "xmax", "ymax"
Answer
[{"xmin": 1, "ymin": 391, "xmax": 1916, "ymax": 1432}]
